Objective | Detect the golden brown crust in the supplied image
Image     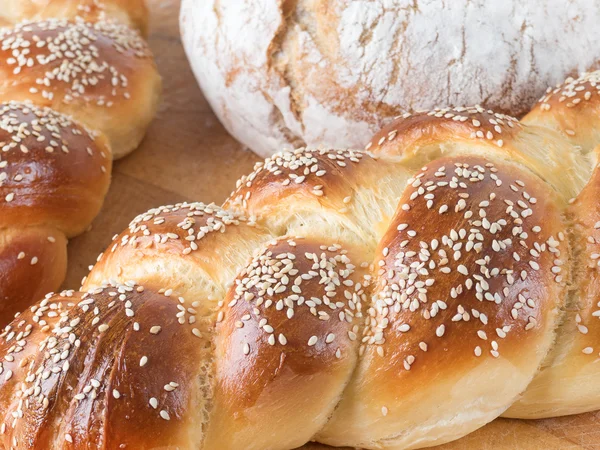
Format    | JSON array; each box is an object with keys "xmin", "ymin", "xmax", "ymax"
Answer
[
  {"xmin": 226, "ymin": 148, "xmax": 374, "ymax": 211},
  {"xmin": 364, "ymin": 106, "xmax": 591, "ymax": 204},
  {"xmin": 0, "ymin": 101, "xmax": 110, "ymax": 328},
  {"xmin": 6, "ymin": 63, "xmax": 600, "ymax": 447},
  {"xmin": 0, "ymin": 8, "xmax": 161, "ymax": 443},
  {"xmin": 366, "ymin": 107, "xmax": 522, "ymax": 160},
  {"xmin": 507, "ymin": 162, "xmax": 600, "ymax": 418},
  {"xmin": 84, "ymin": 202, "xmax": 273, "ymax": 318},
  {"xmin": 367, "ymin": 156, "xmax": 567, "ymax": 363},
  {"xmin": 0, "ymin": 102, "xmax": 111, "ymax": 236},
  {"xmin": 523, "ymin": 72, "xmax": 600, "ymax": 154},
  {"xmin": 0, "ymin": 19, "xmax": 161, "ymax": 159},
  {"xmin": 77, "ymin": 147, "xmax": 579, "ymax": 448},
  {"xmin": 0, "ymin": 227, "xmax": 67, "ymax": 327},
  {"xmin": 319, "ymin": 156, "xmax": 568, "ymax": 448},
  {"xmin": 0, "ymin": 282, "xmax": 206, "ymax": 449},
  {"xmin": 0, "ymin": 0, "xmax": 149, "ymax": 35},
  {"xmin": 568, "ymin": 165, "xmax": 600, "ymax": 363},
  {"xmin": 0, "ymin": 5, "xmax": 157, "ymax": 338},
  {"xmin": 225, "ymin": 147, "xmax": 413, "ymax": 257},
  {"xmin": 205, "ymin": 237, "xmax": 368, "ymax": 450}
]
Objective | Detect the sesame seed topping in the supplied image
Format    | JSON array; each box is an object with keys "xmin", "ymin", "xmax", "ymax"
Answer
[
  {"xmin": 436, "ymin": 324, "xmax": 446, "ymax": 337},
  {"xmin": 536, "ymin": 71, "xmax": 600, "ymax": 123},
  {"xmin": 361, "ymin": 157, "xmax": 565, "ymax": 368},
  {"xmin": 227, "ymin": 148, "xmax": 367, "ymax": 210},
  {"xmin": 0, "ymin": 19, "xmax": 151, "ymax": 109},
  {"xmin": 220, "ymin": 237, "xmax": 366, "ymax": 361},
  {"xmin": 368, "ymin": 106, "xmax": 521, "ymax": 151}
]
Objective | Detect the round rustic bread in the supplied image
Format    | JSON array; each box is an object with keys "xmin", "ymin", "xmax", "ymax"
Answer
[{"xmin": 180, "ymin": 0, "xmax": 600, "ymax": 157}]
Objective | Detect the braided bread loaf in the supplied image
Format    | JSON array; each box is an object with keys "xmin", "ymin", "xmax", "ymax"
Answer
[
  {"xmin": 0, "ymin": 4, "xmax": 160, "ymax": 327},
  {"xmin": 0, "ymin": 70, "xmax": 598, "ymax": 449}
]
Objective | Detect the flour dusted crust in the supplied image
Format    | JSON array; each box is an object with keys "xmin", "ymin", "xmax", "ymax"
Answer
[{"xmin": 181, "ymin": 0, "xmax": 600, "ymax": 157}]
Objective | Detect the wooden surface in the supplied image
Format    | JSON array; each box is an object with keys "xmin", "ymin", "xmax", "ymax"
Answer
[{"xmin": 63, "ymin": 0, "xmax": 600, "ymax": 448}]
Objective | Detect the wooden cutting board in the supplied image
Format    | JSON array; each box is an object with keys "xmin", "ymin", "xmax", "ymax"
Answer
[{"xmin": 63, "ymin": 0, "xmax": 600, "ymax": 448}]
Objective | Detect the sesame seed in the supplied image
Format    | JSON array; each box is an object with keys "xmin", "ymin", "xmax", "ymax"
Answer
[{"xmin": 436, "ymin": 324, "xmax": 446, "ymax": 337}]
